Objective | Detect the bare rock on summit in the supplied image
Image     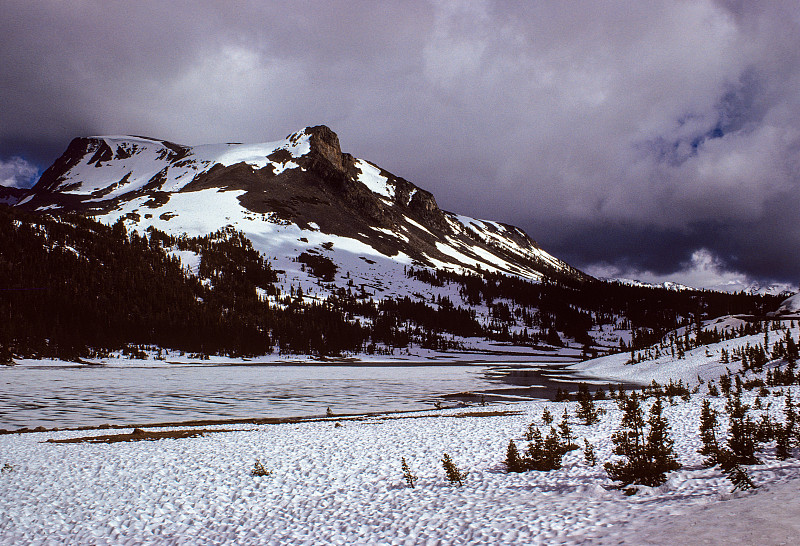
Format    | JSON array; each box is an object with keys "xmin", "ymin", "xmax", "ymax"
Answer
[{"xmin": 305, "ymin": 125, "xmax": 344, "ymax": 171}]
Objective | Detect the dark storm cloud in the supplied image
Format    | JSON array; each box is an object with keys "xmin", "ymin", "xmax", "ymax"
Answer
[{"xmin": 1, "ymin": 0, "xmax": 798, "ymax": 289}]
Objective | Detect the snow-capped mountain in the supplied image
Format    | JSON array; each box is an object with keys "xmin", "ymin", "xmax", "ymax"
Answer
[
  {"xmin": 740, "ymin": 281, "xmax": 795, "ymax": 297},
  {"xmin": 17, "ymin": 126, "xmax": 588, "ymax": 299},
  {"xmin": 773, "ymin": 292, "xmax": 800, "ymax": 317},
  {"xmin": 600, "ymin": 277, "xmax": 694, "ymax": 292}
]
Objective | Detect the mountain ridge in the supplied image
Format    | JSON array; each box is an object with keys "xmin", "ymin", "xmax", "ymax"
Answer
[{"xmin": 15, "ymin": 125, "xmax": 590, "ymax": 294}]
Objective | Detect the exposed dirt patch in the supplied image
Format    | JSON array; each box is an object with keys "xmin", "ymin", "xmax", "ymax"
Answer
[{"xmin": 45, "ymin": 427, "xmax": 242, "ymax": 444}]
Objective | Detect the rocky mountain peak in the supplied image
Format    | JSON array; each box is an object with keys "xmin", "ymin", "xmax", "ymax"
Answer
[
  {"xmin": 301, "ymin": 125, "xmax": 344, "ymax": 171},
  {"xmin": 15, "ymin": 125, "xmax": 589, "ymax": 284}
]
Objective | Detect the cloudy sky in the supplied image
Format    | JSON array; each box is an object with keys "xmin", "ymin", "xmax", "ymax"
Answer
[{"xmin": 1, "ymin": 0, "xmax": 798, "ymax": 291}]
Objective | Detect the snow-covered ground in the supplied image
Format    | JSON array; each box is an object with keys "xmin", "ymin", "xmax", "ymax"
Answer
[
  {"xmin": 571, "ymin": 317, "xmax": 800, "ymax": 387},
  {"xmin": 4, "ymin": 315, "xmax": 800, "ymax": 543},
  {"xmin": 2, "ymin": 384, "xmax": 800, "ymax": 544}
]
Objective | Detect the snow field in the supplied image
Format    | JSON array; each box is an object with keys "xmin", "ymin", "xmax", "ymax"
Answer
[
  {"xmin": 572, "ymin": 319, "xmax": 800, "ymax": 387},
  {"xmin": 3, "ymin": 387, "xmax": 800, "ymax": 544}
]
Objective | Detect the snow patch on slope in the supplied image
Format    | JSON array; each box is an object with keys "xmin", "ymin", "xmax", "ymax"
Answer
[
  {"xmin": 355, "ymin": 160, "xmax": 393, "ymax": 199},
  {"xmin": 775, "ymin": 292, "xmax": 800, "ymax": 316}
]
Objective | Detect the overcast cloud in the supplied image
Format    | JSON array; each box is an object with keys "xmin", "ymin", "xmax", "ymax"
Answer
[{"xmin": 1, "ymin": 0, "xmax": 798, "ymax": 290}]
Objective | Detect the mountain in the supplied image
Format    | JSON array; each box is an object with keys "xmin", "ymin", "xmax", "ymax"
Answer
[
  {"xmin": 773, "ymin": 292, "xmax": 800, "ymax": 317},
  {"xmin": 0, "ymin": 186, "xmax": 26, "ymax": 206},
  {"xmin": 5, "ymin": 125, "xmax": 781, "ymax": 361},
  {"xmin": 17, "ymin": 126, "xmax": 587, "ymax": 302},
  {"xmin": 600, "ymin": 277, "xmax": 694, "ymax": 292}
]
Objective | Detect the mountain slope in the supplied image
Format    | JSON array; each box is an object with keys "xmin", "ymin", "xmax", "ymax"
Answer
[{"xmin": 19, "ymin": 126, "xmax": 587, "ymax": 300}]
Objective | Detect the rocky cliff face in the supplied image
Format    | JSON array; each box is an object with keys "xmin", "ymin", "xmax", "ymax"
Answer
[{"xmin": 16, "ymin": 126, "xmax": 589, "ymax": 286}]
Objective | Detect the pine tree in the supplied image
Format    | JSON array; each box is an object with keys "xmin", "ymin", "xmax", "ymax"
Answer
[
  {"xmin": 524, "ymin": 420, "xmax": 539, "ymax": 441},
  {"xmin": 583, "ymin": 438, "xmax": 597, "ymax": 466},
  {"xmin": 604, "ymin": 394, "xmax": 680, "ymax": 487},
  {"xmin": 644, "ymin": 398, "xmax": 681, "ymax": 478},
  {"xmin": 524, "ymin": 426, "xmax": 567, "ymax": 471},
  {"xmin": 505, "ymin": 440, "xmax": 524, "ymax": 473},
  {"xmin": 543, "ymin": 427, "xmax": 565, "ymax": 470},
  {"xmin": 724, "ymin": 462, "xmax": 757, "ymax": 491},
  {"xmin": 401, "ymin": 457, "xmax": 418, "ymax": 488},
  {"xmin": 775, "ymin": 392, "xmax": 796, "ymax": 460},
  {"xmin": 542, "ymin": 407, "xmax": 554, "ymax": 425},
  {"xmin": 577, "ymin": 391, "xmax": 602, "ymax": 425},
  {"xmin": 775, "ymin": 427, "xmax": 792, "ymax": 460},
  {"xmin": 784, "ymin": 392, "xmax": 796, "ymax": 438},
  {"xmin": 441, "ymin": 453, "xmax": 467, "ymax": 486},
  {"xmin": 558, "ymin": 409, "xmax": 577, "ymax": 449},
  {"xmin": 725, "ymin": 391, "xmax": 760, "ymax": 466},
  {"xmin": 720, "ymin": 374, "xmax": 732, "ymax": 396},
  {"xmin": 698, "ymin": 399, "xmax": 720, "ymax": 467},
  {"xmin": 605, "ymin": 393, "xmax": 646, "ymax": 486}
]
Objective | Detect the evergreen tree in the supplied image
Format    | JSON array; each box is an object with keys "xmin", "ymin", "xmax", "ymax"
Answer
[
  {"xmin": 604, "ymin": 394, "xmax": 680, "ymax": 487},
  {"xmin": 505, "ymin": 440, "xmax": 524, "ymax": 473},
  {"xmin": 577, "ymin": 385, "xmax": 603, "ymax": 425},
  {"xmin": 724, "ymin": 391, "xmax": 760, "ymax": 466},
  {"xmin": 775, "ymin": 426, "xmax": 792, "ymax": 460},
  {"xmin": 583, "ymin": 438, "xmax": 597, "ymax": 466},
  {"xmin": 698, "ymin": 399, "xmax": 720, "ymax": 467},
  {"xmin": 525, "ymin": 421, "xmax": 539, "ymax": 441},
  {"xmin": 541, "ymin": 407, "xmax": 554, "ymax": 425},
  {"xmin": 721, "ymin": 461, "xmax": 757, "ymax": 491},
  {"xmin": 558, "ymin": 409, "xmax": 577, "ymax": 450},
  {"xmin": 784, "ymin": 391, "xmax": 796, "ymax": 438},
  {"xmin": 401, "ymin": 457, "xmax": 418, "ymax": 488},
  {"xmin": 776, "ymin": 392, "xmax": 796, "ymax": 460},
  {"xmin": 720, "ymin": 374, "xmax": 732, "ymax": 396},
  {"xmin": 441, "ymin": 453, "xmax": 467, "ymax": 486},
  {"xmin": 524, "ymin": 427, "xmax": 567, "ymax": 471},
  {"xmin": 644, "ymin": 398, "xmax": 681, "ymax": 478}
]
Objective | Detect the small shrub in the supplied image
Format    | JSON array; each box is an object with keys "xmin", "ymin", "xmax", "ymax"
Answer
[
  {"xmin": 401, "ymin": 457, "xmax": 418, "ymax": 488},
  {"xmin": 251, "ymin": 459, "xmax": 272, "ymax": 477},
  {"xmin": 717, "ymin": 452, "xmax": 757, "ymax": 491},
  {"xmin": 542, "ymin": 407, "xmax": 554, "ymax": 425},
  {"xmin": 441, "ymin": 453, "xmax": 467, "ymax": 486},
  {"xmin": 583, "ymin": 438, "xmax": 597, "ymax": 466}
]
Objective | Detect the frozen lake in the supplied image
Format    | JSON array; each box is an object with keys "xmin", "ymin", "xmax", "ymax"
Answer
[{"xmin": 0, "ymin": 361, "xmax": 594, "ymax": 430}]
